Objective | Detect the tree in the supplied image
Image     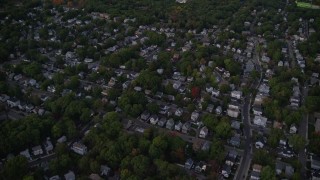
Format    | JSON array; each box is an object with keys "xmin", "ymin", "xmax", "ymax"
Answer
[
  {"xmin": 289, "ymin": 134, "xmax": 306, "ymax": 152},
  {"xmin": 202, "ymin": 114, "xmax": 218, "ymax": 132},
  {"xmin": 209, "ymin": 139, "xmax": 225, "ymax": 163},
  {"xmin": 267, "ymin": 128, "xmax": 284, "ymax": 148},
  {"xmin": 261, "ymin": 166, "xmax": 276, "ymax": 180},
  {"xmin": 67, "ymin": 76, "xmax": 80, "ymax": 90},
  {"xmin": 131, "ymin": 155, "xmax": 150, "ymax": 177},
  {"xmin": 191, "ymin": 87, "xmax": 200, "ymax": 99},
  {"xmin": 147, "ymin": 102, "xmax": 159, "ymax": 114},
  {"xmin": 2, "ymin": 155, "xmax": 28, "ymax": 179},
  {"xmin": 215, "ymin": 120, "xmax": 231, "ymax": 138}
]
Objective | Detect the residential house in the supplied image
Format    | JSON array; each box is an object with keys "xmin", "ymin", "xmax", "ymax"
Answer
[
  {"xmin": 166, "ymin": 119, "xmax": 175, "ymax": 130},
  {"xmin": 229, "ymin": 136, "xmax": 241, "ymax": 147},
  {"xmin": 312, "ymin": 156, "xmax": 320, "ymax": 170},
  {"xmin": 140, "ymin": 111, "xmax": 150, "ymax": 121},
  {"xmin": 122, "ymin": 81, "xmax": 131, "ymax": 89},
  {"xmin": 254, "ymin": 93, "xmax": 266, "ymax": 105},
  {"xmin": 44, "ymin": 138, "xmax": 53, "ymax": 153},
  {"xmin": 32, "ymin": 145, "xmax": 43, "ymax": 156},
  {"xmin": 149, "ymin": 115, "xmax": 159, "ymax": 125},
  {"xmin": 195, "ymin": 161, "xmax": 207, "ymax": 173},
  {"xmin": 182, "ymin": 122, "xmax": 191, "ymax": 134},
  {"xmin": 252, "ymin": 164, "xmax": 262, "ymax": 173},
  {"xmin": 227, "ymin": 109, "xmax": 240, "ymax": 118},
  {"xmin": 64, "ymin": 171, "xmax": 75, "ymax": 180},
  {"xmin": 199, "ymin": 126, "xmax": 208, "ymax": 138},
  {"xmin": 215, "ymin": 106, "xmax": 222, "ymax": 115},
  {"xmin": 7, "ymin": 98, "xmax": 20, "ymax": 108},
  {"xmin": 251, "ymin": 164, "xmax": 262, "ymax": 180},
  {"xmin": 206, "ymin": 85, "xmax": 213, "ymax": 93},
  {"xmin": 175, "ymin": 121, "xmax": 183, "ymax": 131},
  {"xmin": 231, "ymin": 90, "xmax": 242, "ymax": 99},
  {"xmin": 285, "ymin": 165, "xmax": 294, "ymax": 177},
  {"xmin": 100, "ymin": 165, "xmax": 111, "ymax": 177},
  {"xmin": 133, "ymin": 86, "xmax": 142, "ymax": 91},
  {"xmin": 71, "ymin": 142, "xmax": 87, "ymax": 155},
  {"xmin": 289, "ymin": 124, "xmax": 298, "ymax": 134},
  {"xmin": 175, "ymin": 108, "xmax": 183, "ymax": 117},
  {"xmin": 157, "ymin": 117, "xmax": 167, "ymax": 127},
  {"xmin": 173, "ymin": 81, "xmax": 182, "ymax": 90},
  {"xmin": 212, "ymin": 89, "xmax": 220, "ymax": 97},
  {"xmin": 221, "ymin": 164, "xmax": 231, "ymax": 178},
  {"xmin": 0, "ymin": 94, "xmax": 9, "ymax": 102},
  {"xmin": 57, "ymin": 136, "xmax": 67, "ymax": 143},
  {"xmin": 276, "ymin": 162, "xmax": 285, "ymax": 175},
  {"xmin": 258, "ymin": 83, "xmax": 270, "ymax": 94},
  {"xmin": 191, "ymin": 111, "xmax": 200, "ymax": 121},
  {"xmin": 25, "ymin": 104, "xmax": 34, "ymax": 112},
  {"xmin": 250, "ymin": 171, "xmax": 261, "ymax": 180},
  {"xmin": 253, "ymin": 106, "xmax": 263, "ymax": 116},
  {"xmin": 253, "ymin": 115, "xmax": 268, "ymax": 128},
  {"xmin": 18, "ymin": 102, "xmax": 26, "ymax": 111},
  {"xmin": 231, "ymin": 120, "xmax": 241, "ymax": 130},
  {"xmin": 20, "ymin": 149, "xmax": 32, "ymax": 161},
  {"xmin": 184, "ymin": 158, "xmax": 194, "ymax": 169}
]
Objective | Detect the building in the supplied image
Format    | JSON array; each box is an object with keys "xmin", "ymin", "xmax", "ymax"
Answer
[
  {"xmin": 100, "ymin": 165, "xmax": 111, "ymax": 177},
  {"xmin": 149, "ymin": 115, "xmax": 159, "ymax": 125},
  {"xmin": 184, "ymin": 158, "xmax": 194, "ymax": 169},
  {"xmin": 32, "ymin": 145, "xmax": 43, "ymax": 156},
  {"xmin": 221, "ymin": 164, "xmax": 231, "ymax": 178},
  {"xmin": 175, "ymin": 122, "xmax": 183, "ymax": 131},
  {"xmin": 182, "ymin": 122, "xmax": 191, "ymax": 134},
  {"xmin": 231, "ymin": 90, "xmax": 242, "ymax": 99},
  {"xmin": 64, "ymin": 171, "xmax": 75, "ymax": 180},
  {"xmin": 71, "ymin": 142, "xmax": 87, "ymax": 155},
  {"xmin": 199, "ymin": 126, "xmax": 208, "ymax": 138},
  {"xmin": 253, "ymin": 115, "xmax": 268, "ymax": 127},
  {"xmin": 312, "ymin": 156, "xmax": 320, "ymax": 170},
  {"xmin": 191, "ymin": 111, "xmax": 200, "ymax": 121},
  {"xmin": 166, "ymin": 119, "xmax": 174, "ymax": 130}
]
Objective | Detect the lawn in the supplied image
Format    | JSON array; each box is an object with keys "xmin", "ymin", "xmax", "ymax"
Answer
[{"xmin": 296, "ymin": 1, "xmax": 320, "ymax": 9}]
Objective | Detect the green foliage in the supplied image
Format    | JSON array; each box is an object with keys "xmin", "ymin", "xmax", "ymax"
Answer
[
  {"xmin": 1, "ymin": 155, "xmax": 28, "ymax": 180},
  {"xmin": 202, "ymin": 114, "xmax": 218, "ymax": 132},
  {"xmin": 261, "ymin": 166, "xmax": 276, "ymax": 180},
  {"xmin": 253, "ymin": 149, "xmax": 273, "ymax": 166},
  {"xmin": 135, "ymin": 70, "xmax": 162, "ymax": 90},
  {"xmin": 215, "ymin": 119, "xmax": 231, "ymax": 138},
  {"xmin": 267, "ymin": 128, "xmax": 284, "ymax": 148},
  {"xmin": 0, "ymin": 115, "xmax": 53, "ymax": 157},
  {"xmin": 289, "ymin": 134, "xmax": 306, "ymax": 151}
]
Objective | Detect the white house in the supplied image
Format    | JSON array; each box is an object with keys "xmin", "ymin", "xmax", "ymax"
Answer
[
  {"xmin": 290, "ymin": 124, "xmax": 298, "ymax": 134},
  {"xmin": 32, "ymin": 145, "xmax": 43, "ymax": 156},
  {"xmin": 199, "ymin": 126, "xmax": 208, "ymax": 138},
  {"xmin": 175, "ymin": 122, "xmax": 183, "ymax": 131},
  {"xmin": 227, "ymin": 109, "xmax": 240, "ymax": 118},
  {"xmin": 191, "ymin": 111, "xmax": 200, "ymax": 121},
  {"xmin": 71, "ymin": 142, "xmax": 87, "ymax": 155},
  {"xmin": 149, "ymin": 115, "xmax": 159, "ymax": 125},
  {"xmin": 212, "ymin": 89, "xmax": 220, "ymax": 97},
  {"xmin": 175, "ymin": 108, "xmax": 183, "ymax": 117},
  {"xmin": 253, "ymin": 115, "xmax": 268, "ymax": 127},
  {"xmin": 231, "ymin": 90, "xmax": 242, "ymax": 99}
]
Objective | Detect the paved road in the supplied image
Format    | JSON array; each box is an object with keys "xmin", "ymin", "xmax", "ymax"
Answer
[
  {"xmin": 235, "ymin": 95, "xmax": 252, "ymax": 180},
  {"xmin": 298, "ymin": 85, "xmax": 308, "ymax": 179},
  {"xmin": 235, "ymin": 37, "xmax": 262, "ymax": 180}
]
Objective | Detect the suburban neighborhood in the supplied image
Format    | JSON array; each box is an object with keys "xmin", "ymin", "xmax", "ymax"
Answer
[{"xmin": 0, "ymin": 0, "xmax": 320, "ymax": 179}]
